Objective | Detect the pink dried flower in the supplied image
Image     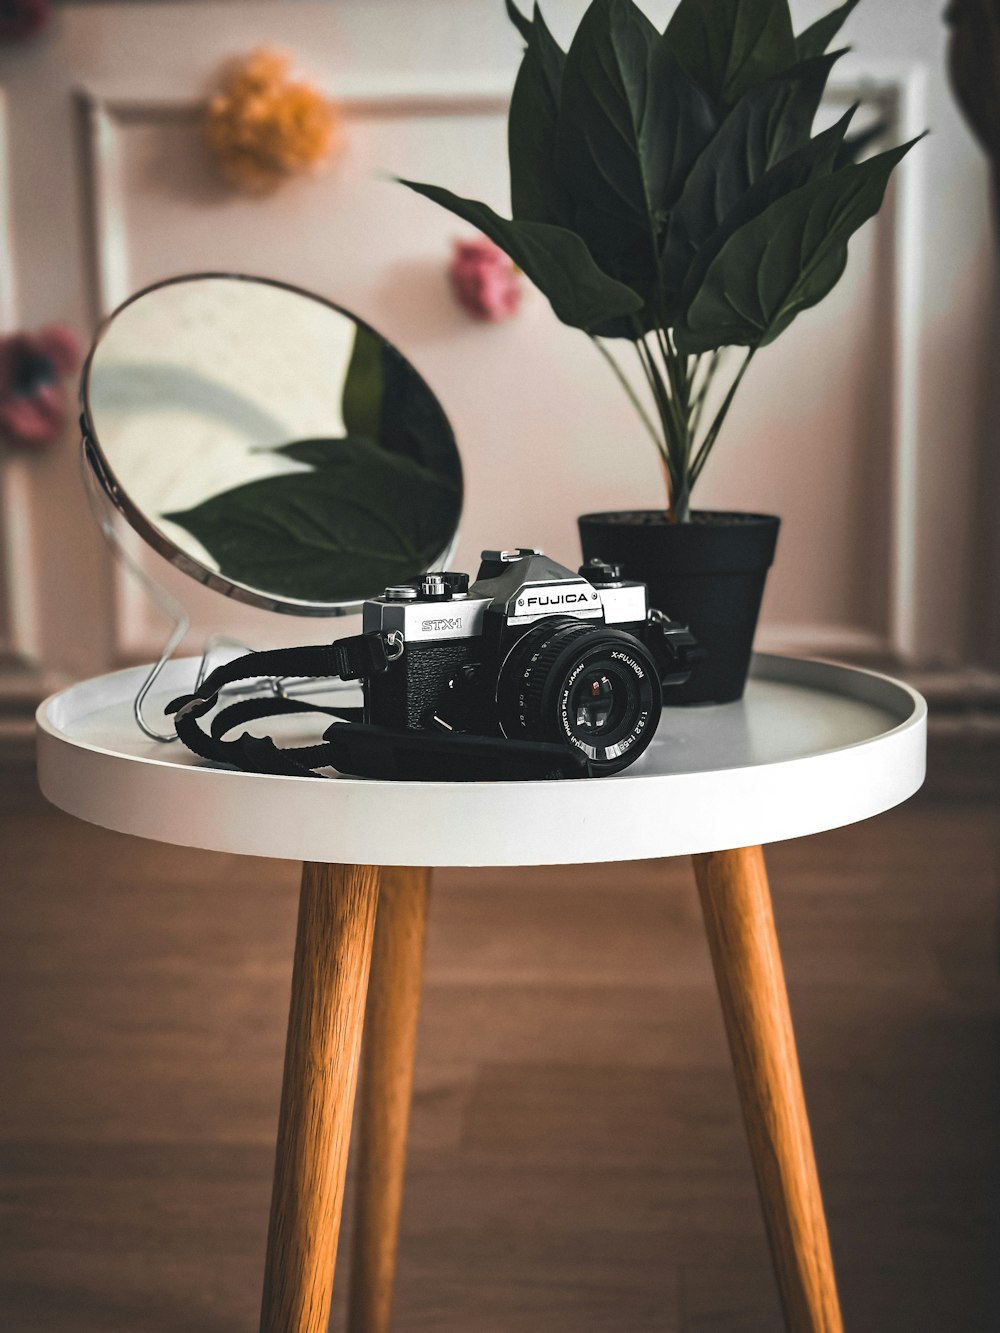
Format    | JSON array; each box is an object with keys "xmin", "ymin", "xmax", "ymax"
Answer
[
  {"xmin": 449, "ymin": 237, "xmax": 521, "ymax": 322},
  {"xmin": 0, "ymin": 323, "xmax": 81, "ymax": 450}
]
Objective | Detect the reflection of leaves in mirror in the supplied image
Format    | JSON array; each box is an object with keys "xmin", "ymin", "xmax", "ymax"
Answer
[
  {"xmin": 164, "ymin": 437, "xmax": 460, "ymax": 602},
  {"xmin": 269, "ymin": 436, "xmax": 372, "ymax": 468},
  {"xmin": 344, "ymin": 323, "xmax": 460, "ymax": 479},
  {"xmin": 161, "ymin": 321, "xmax": 462, "ymax": 603},
  {"xmin": 341, "ymin": 324, "xmax": 383, "ymax": 442}
]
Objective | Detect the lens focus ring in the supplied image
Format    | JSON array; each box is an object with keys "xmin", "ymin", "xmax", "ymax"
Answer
[
  {"xmin": 512, "ymin": 621, "xmax": 599, "ymax": 738},
  {"xmin": 497, "ymin": 617, "xmax": 662, "ymax": 775}
]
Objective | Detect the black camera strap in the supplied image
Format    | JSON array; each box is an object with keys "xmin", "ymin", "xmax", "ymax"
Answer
[{"xmin": 165, "ymin": 632, "xmax": 591, "ymax": 782}]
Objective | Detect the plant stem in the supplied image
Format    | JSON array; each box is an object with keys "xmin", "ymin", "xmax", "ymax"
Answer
[
  {"xmin": 632, "ymin": 339, "xmax": 671, "ymax": 440},
  {"xmin": 637, "ymin": 337, "xmax": 684, "ymax": 465},
  {"xmin": 651, "ymin": 329, "xmax": 691, "ymax": 453},
  {"xmin": 688, "ymin": 350, "xmax": 722, "ymax": 439},
  {"xmin": 590, "ymin": 337, "xmax": 665, "ymax": 457},
  {"xmin": 632, "ymin": 339, "xmax": 680, "ymax": 512},
  {"xmin": 662, "ymin": 328, "xmax": 692, "ymax": 419},
  {"xmin": 654, "ymin": 327, "xmax": 682, "ymax": 404},
  {"xmin": 689, "ymin": 348, "xmax": 755, "ymax": 486},
  {"xmin": 631, "ymin": 328, "xmax": 666, "ymax": 414},
  {"xmin": 590, "ymin": 323, "xmax": 748, "ymax": 526},
  {"xmin": 652, "ymin": 329, "xmax": 699, "ymax": 520}
]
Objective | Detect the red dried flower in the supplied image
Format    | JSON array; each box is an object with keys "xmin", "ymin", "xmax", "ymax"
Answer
[
  {"xmin": 0, "ymin": 324, "xmax": 80, "ymax": 450},
  {"xmin": 0, "ymin": 0, "xmax": 50, "ymax": 43}
]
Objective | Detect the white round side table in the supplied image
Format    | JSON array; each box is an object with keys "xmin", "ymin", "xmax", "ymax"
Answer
[{"xmin": 36, "ymin": 652, "xmax": 926, "ymax": 1333}]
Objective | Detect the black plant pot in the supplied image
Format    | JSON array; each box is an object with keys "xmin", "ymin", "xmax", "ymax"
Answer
[{"xmin": 578, "ymin": 510, "xmax": 780, "ymax": 705}]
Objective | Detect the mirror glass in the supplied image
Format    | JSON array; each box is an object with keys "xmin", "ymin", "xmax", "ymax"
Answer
[{"xmin": 82, "ymin": 273, "xmax": 463, "ymax": 613}]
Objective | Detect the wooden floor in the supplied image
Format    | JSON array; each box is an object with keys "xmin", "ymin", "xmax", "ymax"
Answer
[{"xmin": 2, "ymin": 734, "xmax": 998, "ymax": 1332}]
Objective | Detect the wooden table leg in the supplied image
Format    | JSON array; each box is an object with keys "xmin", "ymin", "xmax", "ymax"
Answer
[
  {"xmin": 348, "ymin": 866, "xmax": 431, "ymax": 1333},
  {"xmin": 259, "ymin": 862, "xmax": 381, "ymax": 1333},
  {"xmin": 691, "ymin": 846, "xmax": 843, "ymax": 1333}
]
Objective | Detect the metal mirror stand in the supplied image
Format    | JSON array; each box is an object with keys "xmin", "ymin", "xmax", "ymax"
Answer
[{"xmin": 80, "ymin": 439, "xmax": 361, "ymax": 743}]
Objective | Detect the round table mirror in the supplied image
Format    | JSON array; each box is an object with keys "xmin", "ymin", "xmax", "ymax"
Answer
[{"xmin": 81, "ymin": 273, "xmax": 463, "ymax": 614}]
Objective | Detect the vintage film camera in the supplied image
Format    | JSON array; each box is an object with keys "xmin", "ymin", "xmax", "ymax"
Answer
[
  {"xmin": 169, "ymin": 548, "xmax": 701, "ymax": 781},
  {"xmin": 363, "ymin": 548, "xmax": 701, "ymax": 776}
]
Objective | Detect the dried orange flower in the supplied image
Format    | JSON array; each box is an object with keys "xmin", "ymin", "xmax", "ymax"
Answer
[{"xmin": 205, "ymin": 48, "xmax": 342, "ymax": 193}]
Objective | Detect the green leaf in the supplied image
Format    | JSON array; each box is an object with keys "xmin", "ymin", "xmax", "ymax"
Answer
[
  {"xmin": 505, "ymin": 1, "xmax": 564, "ymax": 98},
  {"xmin": 268, "ymin": 436, "xmax": 373, "ymax": 468},
  {"xmin": 557, "ymin": 0, "xmax": 717, "ymax": 265},
  {"xmin": 341, "ymin": 324, "xmax": 383, "ymax": 442},
  {"xmin": 663, "ymin": 0, "xmax": 797, "ymax": 107},
  {"xmin": 795, "ymin": 0, "xmax": 861, "ymax": 60},
  {"xmin": 509, "ymin": 35, "xmax": 564, "ymax": 223},
  {"xmin": 376, "ymin": 341, "xmax": 460, "ymax": 475},
  {"xmin": 662, "ymin": 82, "xmax": 854, "ymax": 308},
  {"xmin": 164, "ymin": 438, "xmax": 461, "ymax": 603},
  {"xmin": 675, "ymin": 135, "xmax": 923, "ymax": 353},
  {"xmin": 531, "ymin": 3, "xmax": 566, "ymax": 99},
  {"xmin": 338, "ymin": 326, "xmax": 458, "ymax": 476},
  {"xmin": 398, "ymin": 177, "xmax": 643, "ymax": 330},
  {"xmin": 674, "ymin": 105, "xmax": 855, "ymax": 311},
  {"xmin": 835, "ymin": 116, "xmax": 888, "ymax": 168},
  {"xmin": 505, "ymin": 0, "xmax": 534, "ymax": 43},
  {"xmin": 764, "ymin": 49, "xmax": 846, "ymax": 159}
]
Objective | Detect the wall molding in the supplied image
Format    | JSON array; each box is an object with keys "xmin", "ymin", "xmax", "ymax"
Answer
[
  {"xmin": 0, "ymin": 87, "xmax": 44, "ymax": 699},
  {"xmin": 76, "ymin": 67, "xmax": 927, "ymax": 669},
  {"xmin": 882, "ymin": 66, "xmax": 928, "ymax": 664},
  {"xmin": 77, "ymin": 84, "xmax": 510, "ymax": 320},
  {"xmin": 822, "ymin": 63, "xmax": 928, "ymax": 664}
]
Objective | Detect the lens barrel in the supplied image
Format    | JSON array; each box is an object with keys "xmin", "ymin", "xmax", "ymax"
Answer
[{"xmin": 497, "ymin": 617, "xmax": 662, "ymax": 775}]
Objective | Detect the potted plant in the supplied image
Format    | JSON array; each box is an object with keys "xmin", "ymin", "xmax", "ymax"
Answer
[{"xmin": 400, "ymin": 0, "xmax": 921, "ymax": 702}]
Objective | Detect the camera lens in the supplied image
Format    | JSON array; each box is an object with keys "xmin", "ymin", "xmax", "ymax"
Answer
[
  {"xmin": 569, "ymin": 670, "xmax": 626, "ymax": 737},
  {"xmin": 496, "ymin": 617, "xmax": 662, "ymax": 775}
]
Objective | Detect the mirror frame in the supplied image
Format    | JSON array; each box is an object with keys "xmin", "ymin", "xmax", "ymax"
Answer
[{"xmin": 80, "ymin": 271, "xmax": 462, "ymax": 617}]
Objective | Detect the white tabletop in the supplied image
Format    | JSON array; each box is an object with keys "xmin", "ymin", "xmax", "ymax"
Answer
[{"xmin": 36, "ymin": 653, "xmax": 926, "ymax": 867}]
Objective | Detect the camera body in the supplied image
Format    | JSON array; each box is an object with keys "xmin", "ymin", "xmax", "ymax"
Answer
[{"xmin": 362, "ymin": 548, "xmax": 700, "ymax": 775}]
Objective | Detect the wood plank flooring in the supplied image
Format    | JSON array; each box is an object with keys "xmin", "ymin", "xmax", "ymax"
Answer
[{"xmin": 1, "ymin": 734, "xmax": 998, "ymax": 1331}]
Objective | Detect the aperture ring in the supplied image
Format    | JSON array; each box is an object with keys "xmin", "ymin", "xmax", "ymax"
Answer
[{"xmin": 515, "ymin": 621, "xmax": 600, "ymax": 739}]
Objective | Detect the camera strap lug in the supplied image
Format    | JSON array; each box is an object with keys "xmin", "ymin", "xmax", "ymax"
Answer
[{"xmin": 646, "ymin": 609, "xmax": 706, "ymax": 686}]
